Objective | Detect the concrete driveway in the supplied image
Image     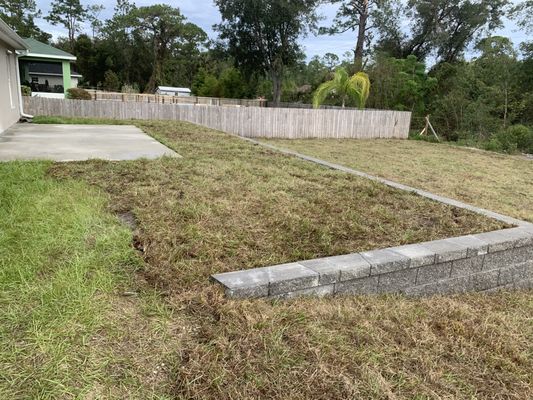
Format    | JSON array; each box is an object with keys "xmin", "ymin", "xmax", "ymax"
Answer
[{"xmin": 0, "ymin": 123, "xmax": 180, "ymax": 161}]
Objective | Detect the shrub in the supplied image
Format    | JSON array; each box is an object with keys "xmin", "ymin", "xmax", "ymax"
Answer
[
  {"xmin": 20, "ymin": 85, "xmax": 31, "ymax": 96},
  {"xmin": 492, "ymin": 125, "xmax": 533, "ymax": 154},
  {"xmin": 66, "ymin": 88, "xmax": 92, "ymax": 100},
  {"xmin": 121, "ymin": 83, "xmax": 140, "ymax": 94},
  {"xmin": 103, "ymin": 70, "xmax": 120, "ymax": 92}
]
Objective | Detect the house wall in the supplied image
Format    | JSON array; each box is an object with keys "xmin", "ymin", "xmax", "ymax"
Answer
[{"xmin": 0, "ymin": 38, "xmax": 21, "ymax": 134}]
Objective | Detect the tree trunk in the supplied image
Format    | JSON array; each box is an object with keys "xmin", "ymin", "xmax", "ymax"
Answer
[
  {"xmin": 354, "ymin": 0, "xmax": 369, "ymax": 72},
  {"xmin": 271, "ymin": 70, "xmax": 283, "ymax": 107}
]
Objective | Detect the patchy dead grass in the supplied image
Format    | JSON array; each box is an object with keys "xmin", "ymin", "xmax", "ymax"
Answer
[
  {"xmin": 48, "ymin": 120, "xmax": 505, "ymax": 294},
  {"xmin": 31, "ymin": 118, "xmax": 531, "ymax": 399},
  {"xmin": 176, "ymin": 289, "xmax": 533, "ymax": 399},
  {"xmin": 263, "ymin": 138, "xmax": 533, "ymax": 222}
]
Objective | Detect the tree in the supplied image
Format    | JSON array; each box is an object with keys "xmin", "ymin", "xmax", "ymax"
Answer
[
  {"xmin": 510, "ymin": 1, "xmax": 533, "ymax": 33},
  {"xmin": 214, "ymin": 0, "xmax": 320, "ymax": 105},
  {"xmin": 130, "ymin": 5, "xmax": 202, "ymax": 93},
  {"xmin": 45, "ymin": 0, "xmax": 88, "ymax": 48},
  {"xmin": 87, "ymin": 4, "xmax": 105, "ymax": 38},
  {"xmin": 313, "ymin": 67, "xmax": 370, "ymax": 108},
  {"xmin": 367, "ymin": 54, "xmax": 436, "ymax": 113},
  {"xmin": 474, "ymin": 36, "xmax": 518, "ymax": 127},
  {"xmin": 373, "ymin": 0, "xmax": 508, "ymax": 63},
  {"xmin": 321, "ymin": 0, "xmax": 397, "ymax": 71},
  {"xmin": 0, "ymin": 0, "xmax": 51, "ymax": 41},
  {"xmin": 403, "ymin": 0, "xmax": 508, "ymax": 63},
  {"xmin": 103, "ymin": 69, "xmax": 121, "ymax": 91}
]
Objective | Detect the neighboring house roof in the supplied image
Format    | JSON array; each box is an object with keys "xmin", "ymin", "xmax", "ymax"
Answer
[
  {"xmin": 157, "ymin": 86, "xmax": 191, "ymax": 92},
  {"xmin": 25, "ymin": 60, "xmax": 82, "ymax": 77},
  {"xmin": 22, "ymin": 37, "xmax": 76, "ymax": 61},
  {"xmin": 0, "ymin": 17, "xmax": 29, "ymax": 50}
]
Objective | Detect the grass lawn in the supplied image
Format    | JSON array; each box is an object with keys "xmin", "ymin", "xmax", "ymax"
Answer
[
  {"xmin": 1, "ymin": 117, "xmax": 531, "ymax": 399},
  {"xmin": 262, "ymin": 138, "xmax": 533, "ymax": 222}
]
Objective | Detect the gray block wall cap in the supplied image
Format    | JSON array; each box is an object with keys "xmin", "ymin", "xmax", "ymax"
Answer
[
  {"xmin": 387, "ymin": 243, "xmax": 436, "ymax": 268},
  {"xmin": 446, "ymin": 235, "xmax": 489, "ymax": 257},
  {"xmin": 361, "ymin": 248, "xmax": 411, "ymax": 275},
  {"xmin": 267, "ymin": 262, "xmax": 319, "ymax": 295},
  {"xmin": 211, "ymin": 266, "xmax": 271, "ymax": 290},
  {"xmin": 300, "ymin": 253, "xmax": 371, "ymax": 284},
  {"xmin": 473, "ymin": 227, "xmax": 533, "ymax": 252},
  {"xmin": 418, "ymin": 238, "xmax": 469, "ymax": 263}
]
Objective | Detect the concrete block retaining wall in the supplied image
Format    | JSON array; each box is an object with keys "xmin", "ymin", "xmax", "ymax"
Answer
[{"xmin": 211, "ymin": 226, "xmax": 533, "ymax": 299}]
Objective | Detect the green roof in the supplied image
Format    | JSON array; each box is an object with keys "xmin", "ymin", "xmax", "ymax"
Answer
[{"xmin": 22, "ymin": 38, "xmax": 76, "ymax": 61}]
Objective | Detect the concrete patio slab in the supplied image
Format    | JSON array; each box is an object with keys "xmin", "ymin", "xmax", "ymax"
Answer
[{"xmin": 0, "ymin": 123, "xmax": 180, "ymax": 161}]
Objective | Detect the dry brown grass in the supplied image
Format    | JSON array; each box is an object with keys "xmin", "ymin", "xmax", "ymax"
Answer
[
  {"xmin": 263, "ymin": 138, "xmax": 533, "ymax": 222},
  {"xmin": 43, "ymin": 119, "xmax": 532, "ymax": 399},
  {"xmin": 49, "ymin": 120, "xmax": 504, "ymax": 294}
]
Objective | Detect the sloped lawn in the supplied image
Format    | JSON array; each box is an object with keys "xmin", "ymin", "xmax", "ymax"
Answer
[{"xmin": 1, "ymin": 117, "xmax": 530, "ymax": 399}]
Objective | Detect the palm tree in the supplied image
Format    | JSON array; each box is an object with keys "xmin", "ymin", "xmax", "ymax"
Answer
[{"xmin": 312, "ymin": 67, "xmax": 370, "ymax": 109}]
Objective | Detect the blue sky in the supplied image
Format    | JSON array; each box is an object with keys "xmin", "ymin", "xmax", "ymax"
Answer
[{"xmin": 35, "ymin": 0, "xmax": 529, "ymax": 61}]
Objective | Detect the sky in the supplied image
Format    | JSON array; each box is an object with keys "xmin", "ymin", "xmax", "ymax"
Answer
[{"xmin": 34, "ymin": 0, "xmax": 530, "ymax": 62}]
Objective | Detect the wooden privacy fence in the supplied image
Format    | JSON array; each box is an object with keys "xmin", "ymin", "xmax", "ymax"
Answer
[
  {"xmin": 86, "ymin": 89, "xmax": 267, "ymax": 108},
  {"xmin": 24, "ymin": 97, "xmax": 411, "ymax": 139}
]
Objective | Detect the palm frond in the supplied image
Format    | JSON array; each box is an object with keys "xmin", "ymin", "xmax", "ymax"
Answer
[
  {"xmin": 349, "ymin": 72, "xmax": 371, "ymax": 108},
  {"xmin": 313, "ymin": 68, "xmax": 370, "ymax": 109},
  {"xmin": 313, "ymin": 79, "xmax": 338, "ymax": 108}
]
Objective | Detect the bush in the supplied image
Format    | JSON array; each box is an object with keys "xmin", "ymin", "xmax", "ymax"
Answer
[
  {"xmin": 103, "ymin": 70, "xmax": 120, "ymax": 92},
  {"xmin": 20, "ymin": 85, "xmax": 31, "ymax": 96},
  {"xmin": 121, "ymin": 83, "xmax": 140, "ymax": 94},
  {"xmin": 492, "ymin": 125, "xmax": 533, "ymax": 154},
  {"xmin": 66, "ymin": 88, "xmax": 92, "ymax": 100}
]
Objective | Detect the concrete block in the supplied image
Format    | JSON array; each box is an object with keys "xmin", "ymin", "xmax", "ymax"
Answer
[
  {"xmin": 471, "ymin": 269, "xmax": 500, "ymax": 291},
  {"xmin": 515, "ymin": 278, "xmax": 533, "ymax": 289},
  {"xmin": 450, "ymin": 255, "xmax": 484, "ymax": 277},
  {"xmin": 404, "ymin": 275, "xmax": 471, "ymax": 297},
  {"xmin": 301, "ymin": 253, "xmax": 370, "ymax": 285},
  {"xmin": 211, "ymin": 267, "xmax": 271, "ymax": 298},
  {"xmin": 482, "ymin": 283, "xmax": 515, "ymax": 293},
  {"xmin": 473, "ymin": 228, "xmax": 532, "ymax": 252},
  {"xmin": 499, "ymin": 260, "xmax": 533, "ymax": 286},
  {"xmin": 267, "ymin": 263, "xmax": 319, "ymax": 296},
  {"xmin": 483, "ymin": 246, "xmax": 533, "ymax": 270},
  {"xmin": 361, "ymin": 249, "xmax": 410, "ymax": 275},
  {"xmin": 335, "ymin": 276, "xmax": 379, "ymax": 295},
  {"xmin": 416, "ymin": 262, "xmax": 452, "ymax": 285},
  {"xmin": 420, "ymin": 238, "xmax": 468, "ymax": 263},
  {"xmin": 377, "ymin": 268, "xmax": 418, "ymax": 293},
  {"xmin": 270, "ymin": 284, "xmax": 335, "ymax": 300},
  {"xmin": 388, "ymin": 243, "xmax": 436, "ymax": 268},
  {"xmin": 447, "ymin": 235, "xmax": 489, "ymax": 257}
]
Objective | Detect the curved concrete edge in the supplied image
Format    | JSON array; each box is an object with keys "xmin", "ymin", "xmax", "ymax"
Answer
[{"xmin": 211, "ymin": 226, "xmax": 533, "ymax": 299}]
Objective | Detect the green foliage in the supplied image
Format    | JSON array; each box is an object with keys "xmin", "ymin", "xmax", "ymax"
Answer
[
  {"xmin": 491, "ymin": 125, "xmax": 533, "ymax": 154},
  {"xmin": 20, "ymin": 85, "xmax": 31, "ymax": 96},
  {"xmin": 66, "ymin": 87, "xmax": 91, "ymax": 100},
  {"xmin": 214, "ymin": 0, "xmax": 320, "ymax": 104},
  {"xmin": 313, "ymin": 67, "xmax": 370, "ymax": 108},
  {"xmin": 103, "ymin": 70, "xmax": 121, "ymax": 92},
  {"xmin": 121, "ymin": 83, "xmax": 139, "ymax": 93},
  {"xmin": 45, "ymin": 0, "xmax": 88, "ymax": 46},
  {"xmin": 0, "ymin": 0, "xmax": 51, "ymax": 42},
  {"xmin": 368, "ymin": 54, "xmax": 436, "ymax": 113}
]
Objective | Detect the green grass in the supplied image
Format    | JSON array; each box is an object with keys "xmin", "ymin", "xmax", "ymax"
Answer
[
  {"xmin": 261, "ymin": 138, "xmax": 533, "ymax": 222},
  {"xmin": 3, "ymin": 117, "xmax": 531, "ymax": 399},
  {"xmin": 0, "ymin": 162, "xmax": 177, "ymax": 399}
]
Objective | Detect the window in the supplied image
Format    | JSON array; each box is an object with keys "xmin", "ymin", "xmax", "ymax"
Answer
[{"xmin": 6, "ymin": 50, "xmax": 14, "ymax": 109}]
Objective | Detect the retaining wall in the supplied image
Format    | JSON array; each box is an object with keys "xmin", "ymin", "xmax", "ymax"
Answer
[{"xmin": 211, "ymin": 226, "xmax": 533, "ymax": 299}]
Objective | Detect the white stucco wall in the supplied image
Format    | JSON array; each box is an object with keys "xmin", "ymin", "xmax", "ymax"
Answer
[{"xmin": 0, "ymin": 39, "xmax": 21, "ymax": 134}]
